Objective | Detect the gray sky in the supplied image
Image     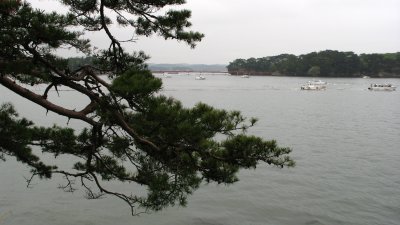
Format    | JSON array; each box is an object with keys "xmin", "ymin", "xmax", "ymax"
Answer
[{"xmin": 34, "ymin": 0, "xmax": 400, "ymax": 64}]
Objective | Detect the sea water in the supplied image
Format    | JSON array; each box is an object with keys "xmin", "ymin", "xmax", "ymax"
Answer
[{"xmin": 1, "ymin": 74, "xmax": 399, "ymax": 225}]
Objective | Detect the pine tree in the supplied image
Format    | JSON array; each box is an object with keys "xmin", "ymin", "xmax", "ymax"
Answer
[{"xmin": 0, "ymin": 0, "xmax": 294, "ymax": 214}]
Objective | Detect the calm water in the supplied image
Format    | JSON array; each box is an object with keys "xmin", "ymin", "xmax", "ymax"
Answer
[{"xmin": 1, "ymin": 74, "xmax": 399, "ymax": 225}]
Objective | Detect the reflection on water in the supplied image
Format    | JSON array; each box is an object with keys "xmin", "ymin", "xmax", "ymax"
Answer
[{"xmin": 1, "ymin": 74, "xmax": 399, "ymax": 225}]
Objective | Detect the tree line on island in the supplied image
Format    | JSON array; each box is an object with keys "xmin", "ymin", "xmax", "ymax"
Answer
[{"xmin": 227, "ymin": 50, "xmax": 400, "ymax": 77}]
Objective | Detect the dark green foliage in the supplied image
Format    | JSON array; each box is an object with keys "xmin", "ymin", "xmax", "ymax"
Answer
[
  {"xmin": 67, "ymin": 57, "xmax": 94, "ymax": 71},
  {"xmin": 111, "ymin": 69, "xmax": 162, "ymax": 99},
  {"xmin": 227, "ymin": 50, "xmax": 400, "ymax": 77},
  {"xmin": 0, "ymin": 0, "xmax": 293, "ymax": 215},
  {"xmin": 0, "ymin": 103, "xmax": 66, "ymax": 178}
]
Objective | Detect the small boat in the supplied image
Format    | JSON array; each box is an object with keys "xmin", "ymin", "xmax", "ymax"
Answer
[
  {"xmin": 368, "ymin": 84, "xmax": 396, "ymax": 91},
  {"xmin": 362, "ymin": 75, "xmax": 370, "ymax": 79},
  {"xmin": 195, "ymin": 76, "xmax": 206, "ymax": 80},
  {"xmin": 301, "ymin": 80, "xmax": 327, "ymax": 90},
  {"xmin": 241, "ymin": 75, "xmax": 250, "ymax": 78},
  {"xmin": 163, "ymin": 73, "xmax": 171, "ymax": 78}
]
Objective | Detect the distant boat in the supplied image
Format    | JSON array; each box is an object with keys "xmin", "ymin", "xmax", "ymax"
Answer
[
  {"xmin": 163, "ymin": 73, "xmax": 171, "ymax": 78},
  {"xmin": 195, "ymin": 75, "xmax": 206, "ymax": 80},
  {"xmin": 362, "ymin": 75, "xmax": 370, "ymax": 79},
  {"xmin": 241, "ymin": 75, "xmax": 250, "ymax": 78},
  {"xmin": 301, "ymin": 80, "xmax": 327, "ymax": 90},
  {"xmin": 368, "ymin": 84, "xmax": 396, "ymax": 91}
]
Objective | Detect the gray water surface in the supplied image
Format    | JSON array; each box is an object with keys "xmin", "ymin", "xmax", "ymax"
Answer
[{"xmin": 1, "ymin": 75, "xmax": 399, "ymax": 225}]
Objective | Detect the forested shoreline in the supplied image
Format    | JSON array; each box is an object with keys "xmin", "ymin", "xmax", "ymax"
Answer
[{"xmin": 227, "ymin": 50, "xmax": 400, "ymax": 77}]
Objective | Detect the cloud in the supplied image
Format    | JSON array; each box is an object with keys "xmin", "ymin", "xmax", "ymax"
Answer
[{"xmin": 29, "ymin": 0, "xmax": 400, "ymax": 63}]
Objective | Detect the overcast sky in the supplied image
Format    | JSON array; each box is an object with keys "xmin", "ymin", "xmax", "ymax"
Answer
[{"xmin": 34, "ymin": 0, "xmax": 400, "ymax": 64}]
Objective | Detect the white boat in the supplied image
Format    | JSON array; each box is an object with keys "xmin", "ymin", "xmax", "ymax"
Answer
[
  {"xmin": 301, "ymin": 80, "xmax": 327, "ymax": 90},
  {"xmin": 195, "ymin": 75, "xmax": 206, "ymax": 80},
  {"xmin": 241, "ymin": 75, "xmax": 250, "ymax": 78},
  {"xmin": 163, "ymin": 73, "xmax": 171, "ymax": 78},
  {"xmin": 368, "ymin": 84, "xmax": 396, "ymax": 91}
]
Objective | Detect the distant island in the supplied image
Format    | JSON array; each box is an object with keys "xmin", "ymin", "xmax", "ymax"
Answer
[
  {"xmin": 148, "ymin": 63, "xmax": 227, "ymax": 73},
  {"xmin": 66, "ymin": 50, "xmax": 399, "ymax": 78},
  {"xmin": 66, "ymin": 59, "xmax": 228, "ymax": 73},
  {"xmin": 227, "ymin": 50, "xmax": 400, "ymax": 78}
]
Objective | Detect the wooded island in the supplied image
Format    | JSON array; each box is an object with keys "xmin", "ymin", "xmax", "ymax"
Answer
[{"xmin": 227, "ymin": 50, "xmax": 400, "ymax": 77}]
